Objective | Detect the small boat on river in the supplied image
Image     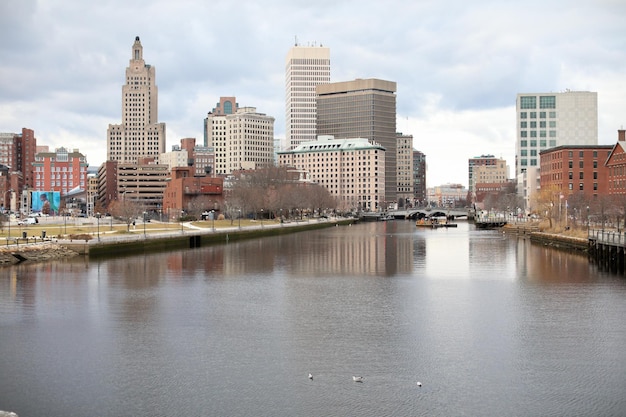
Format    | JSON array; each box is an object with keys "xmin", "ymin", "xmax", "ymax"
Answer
[{"xmin": 416, "ymin": 218, "xmax": 458, "ymax": 228}]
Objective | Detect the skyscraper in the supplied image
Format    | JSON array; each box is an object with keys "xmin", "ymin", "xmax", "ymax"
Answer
[
  {"xmin": 316, "ymin": 78, "xmax": 397, "ymax": 206},
  {"xmin": 107, "ymin": 36, "xmax": 166, "ymax": 164},
  {"xmin": 285, "ymin": 43, "xmax": 330, "ymax": 150}
]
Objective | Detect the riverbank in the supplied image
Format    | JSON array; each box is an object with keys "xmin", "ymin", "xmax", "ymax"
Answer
[
  {"xmin": 502, "ymin": 222, "xmax": 588, "ymax": 252},
  {"xmin": 0, "ymin": 217, "xmax": 356, "ymax": 265}
]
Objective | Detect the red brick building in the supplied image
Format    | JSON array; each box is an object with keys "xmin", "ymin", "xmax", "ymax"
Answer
[
  {"xmin": 162, "ymin": 166, "xmax": 223, "ymax": 217},
  {"xmin": 33, "ymin": 147, "xmax": 88, "ymax": 196},
  {"xmin": 606, "ymin": 129, "xmax": 626, "ymax": 195},
  {"xmin": 540, "ymin": 145, "xmax": 612, "ymax": 198}
]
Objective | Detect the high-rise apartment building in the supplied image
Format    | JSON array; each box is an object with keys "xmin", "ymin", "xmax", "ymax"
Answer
[
  {"xmin": 316, "ymin": 78, "xmax": 397, "ymax": 206},
  {"xmin": 515, "ymin": 91, "xmax": 597, "ymax": 178},
  {"xmin": 285, "ymin": 43, "xmax": 330, "ymax": 149},
  {"xmin": 205, "ymin": 97, "xmax": 275, "ymax": 175},
  {"xmin": 107, "ymin": 36, "xmax": 166, "ymax": 164}
]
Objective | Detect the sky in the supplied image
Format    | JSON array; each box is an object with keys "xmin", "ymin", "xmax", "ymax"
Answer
[{"xmin": 1, "ymin": 0, "xmax": 625, "ymax": 188}]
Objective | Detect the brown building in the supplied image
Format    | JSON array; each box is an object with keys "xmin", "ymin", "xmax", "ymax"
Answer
[
  {"xmin": 539, "ymin": 145, "xmax": 612, "ymax": 197},
  {"xmin": 0, "ymin": 128, "xmax": 37, "ymax": 212},
  {"xmin": 605, "ymin": 129, "xmax": 626, "ymax": 195},
  {"xmin": 162, "ymin": 167, "xmax": 223, "ymax": 217},
  {"xmin": 33, "ymin": 147, "xmax": 88, "ymax": 196}
]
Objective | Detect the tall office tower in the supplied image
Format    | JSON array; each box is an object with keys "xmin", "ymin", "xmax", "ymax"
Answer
[
  {"xmin": 285, "ymin": 43, "xmax": 330, "ymax": 149},
  {"xmin": 317, "ymin": 78, "xmax": 397, "ymax": 206},
  {"xmin": 396, "ymin": 133, "xmax": 414, "ymax": 207},
  {"xmin": 515, "ymin": 91, "xmax": 597, "ymax": 178},
  {"xmin": 107, "ymin": 36, "xmax": 166, "ymax": 164},
  {"xmin": 205, "ymin": 97, "xmax": 275, "ymax": 175},
  {"xmin": 413, "ymin": 150, "xmax": 426, "ymax": 205}
]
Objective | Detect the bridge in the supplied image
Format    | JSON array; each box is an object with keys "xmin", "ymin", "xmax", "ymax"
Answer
[{"xmin": 388, "ymin": 207, "xmax": 472, "ymax": 220}]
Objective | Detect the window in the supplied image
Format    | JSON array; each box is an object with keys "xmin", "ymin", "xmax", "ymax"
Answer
[
  {"xmin": 594, "ymin": 183, "xmax": 598, "ymax": 191},
  {"xmin": 540, "ymin": 140, "xmax": 547, "ymax": 147},
  {"xmin": 530, "ymin": 140, "xmax": 537, "ymax": 147},
  {"xmin": 530, "ymin": 112, "xmax": 537, "ymax": 119},
  {"xmin": 521, "ymin": 131, "xmax": 527, "ymax": 138},
  {"xmin": 549, "ymin": 131, "xmax": 557, "ymax": 137},
  {"xmin": 569, "ymin": 172, "xmax": 573, "ymax": 180},
  {"xmin": 531, "ymin": 131, "xmax": 537, "ymax": 138},
  {"xmin": 549, "ymin": 121, "xmax": 556, "ymax": 128},
  {"xmin": 540, "ymin": 121, "xmax": 546, "ymax": 128},
  {"xmin": 520, "ymin": 96, "xmax": 536, "ymax": 109},
  {"xmin": 593, "ymin": 161, "xmax": 598, "ymax": 168},
  {"xmin": 579, "ymin": 172, "xmax": 584, "ymax": 179},
  {"xmin": 569, "ymin": 183, "xmax": 573, "ymax": 190},
  {"xmin": 521, "ymin": 121, "xmax": 527, "ymax": 128},
  {"xmin": 579, "ymin": 183, "xmax": 584, "ymax": 191},
  {"xmin": 521, "ymin": 150, "xmax": 527, "ymax": 156},
  {"xmin": 530, "ymin": 159, "xmax": 537, "ymax": 166},
  {"xmin": 540, "ymin": 96, "xmax": 556, "ymax": 109},
  {"xmin": 521, "ymin": 159, "xmax": 528, "ymax": 166},
  {"xmin": 521, "ymin": 140, "xmax": 527, "ymax": 147},
  {"xmin": 569, "ymin": 161, "xmax": 573, "ymax": 169},
  {"xmin": 530, "ymin": 149, "xmax": 537, "ymax": 156},
  {"xmin": 530, "ymin": 121, "xmax": 537, "ymax": 128},
  {"xmin": 549, "ymin": 111, "xmax": 557, "ymax": 118},
  {"xmin": 593, "ymin": 172, "xmax": 598, "ymax": 179},
  {"xmin": 579, "ymin": 161, "xmax": 584, "ymax": 168},
  {"xmin": 568, "ymin": 151, "xmax": 573, "ymax": 157},
  {"xmin": 593, "ymin": 151, "xmax": 598, "ymax": 157},
  {"xmin": 520, "ymin": 112, "xmax": 527, "ymax": 119},
  {"xmin": 579, "ymin": 151, "xmax": 584, "ymax": 157},
  {"xmin": 540, "ymin": 131, "xmax": 547, "ymax": 138}
]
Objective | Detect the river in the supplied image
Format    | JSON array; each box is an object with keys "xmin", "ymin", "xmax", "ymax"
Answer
[{"xmin": 1, "ymin": 220, "xmax": 626, "ymax": 416}]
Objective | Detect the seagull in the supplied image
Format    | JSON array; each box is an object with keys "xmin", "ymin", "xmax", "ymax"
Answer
[
  {"xmin": 352, "ymin": 376, "xmax": 364, "ymax": 382},
  {"xmin": 308, "ymin": 373, "xmax": 313, "ymax": 380},
  {"xmin": 416, "ymin": 381, "xmax": 422, "ymax": 387}
]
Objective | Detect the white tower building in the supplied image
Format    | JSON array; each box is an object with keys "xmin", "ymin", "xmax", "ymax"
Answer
[{"xmin": 285, "ymin": 42, "xmax": 330, "ymax": 150}]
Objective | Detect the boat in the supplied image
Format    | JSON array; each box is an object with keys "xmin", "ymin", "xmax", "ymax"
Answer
[{"xmin": 416, "ymin": 218, "xmax": 458, "ymax": 228}]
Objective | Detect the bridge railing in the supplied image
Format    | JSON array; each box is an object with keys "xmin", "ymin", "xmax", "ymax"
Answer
[{"xmin": 589, "ymin": 229, "xmax": 626, "ymax": 247}]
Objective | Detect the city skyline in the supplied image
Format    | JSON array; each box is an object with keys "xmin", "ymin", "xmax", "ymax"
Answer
[{"xmin": 1, "ymin": 0, "xmax": 625, "ymax": 187}]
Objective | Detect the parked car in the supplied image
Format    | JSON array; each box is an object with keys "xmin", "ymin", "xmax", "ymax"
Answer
[{"xmin": 17, "ymin": 217, "xmax": 38, "ymax": 226}]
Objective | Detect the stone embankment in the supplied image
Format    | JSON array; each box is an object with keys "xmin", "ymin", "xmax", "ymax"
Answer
[
  {"xmin": 502, "ymin": 223, "xmax": 588, "ymax": 252},
  {"xmin": 0, "ymin": 241, "xmax": 79, "ymax": 265}
]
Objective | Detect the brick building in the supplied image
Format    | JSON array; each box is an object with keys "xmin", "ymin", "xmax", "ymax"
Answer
[{"xmin": 162, "ymin": 166, "xmax": 223, "ymax": 217}]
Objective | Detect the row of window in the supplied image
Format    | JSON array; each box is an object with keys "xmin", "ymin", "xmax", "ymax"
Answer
[
  {"xmin": 521, "ymin": 121, "xmax": 557, "ymax": 128},
  {"xmin": 519, "ymin": 96, "xmax": 556, "ymax": 109},
  {"xmin": 520, "ymin": 131, "xmax": 557, "ymax": 138},
  {"xmin": 520, "ymin": 111, "xmax": 557, "ymax": 119}
]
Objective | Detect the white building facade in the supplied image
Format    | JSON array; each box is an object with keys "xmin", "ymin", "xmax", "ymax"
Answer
[
  {"xmin": 205, "ymin": 106, "xmax": 275, "ymax": 175},
  {"xmin": 285, "ymin": 43, "xmax": 330, "ymax": 150},
  {"xmin": 515, "ymin": 90, "xmax": 597, "ymax": 209},
  {"xmin": 278, "ymin": 135, "xmax": 386, "ymax": 212},
  {"xmin": 107, "ymin": 36, "xmax": 166, "ymax": 164}
]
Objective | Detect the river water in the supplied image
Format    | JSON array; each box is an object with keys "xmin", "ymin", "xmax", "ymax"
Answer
[{"xmin": 1, "ymin": 221, "xmax": 626, "ymax": 417}]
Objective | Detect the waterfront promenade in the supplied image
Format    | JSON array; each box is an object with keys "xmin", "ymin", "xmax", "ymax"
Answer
[{"xmin": 0, "ymin": 216, "xmax": 353, "ymax": 264}]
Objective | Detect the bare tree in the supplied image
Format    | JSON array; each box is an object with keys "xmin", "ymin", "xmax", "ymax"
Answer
[{"xmin": 108, "ymin": 199, "xmax": 144, "ymax": 231}]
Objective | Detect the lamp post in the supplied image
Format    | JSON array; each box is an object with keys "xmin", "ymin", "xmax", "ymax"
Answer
[
  {"xmin": 280, "ymin": 208, "xmax": 283, "ymax": 226},
  {"xmin": 181, "ymin": 210, "xmax": 184, "ymax": 234},
  {"xmin": 587, "ymin": 205, "xmax": 590, "ymax": 235},
  {"xmin": 211, "ymin": 209, "xmax": 215, "ymax": 231},
  {"xmin": 260, "ymin": 209, "xmax": 264, "ymax": 228},
  {"xmin": 143, "ymin": 211, "xmax": 146, "ymax": 237},
  {"xmin": 238, "ymin": 209, "xmax": 241, "ymax": 229},
  {"xmin": 4, "ymin": 189, "xmax": 13, "ymax": 239},
  {"xmin": 96, "ymin": 212, "xmax": 101, "ymax": 241}
]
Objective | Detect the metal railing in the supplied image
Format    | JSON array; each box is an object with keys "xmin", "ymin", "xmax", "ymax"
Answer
[{"xmin": 589, "ymin": 229, "xmax": 626, "ymax": 247}]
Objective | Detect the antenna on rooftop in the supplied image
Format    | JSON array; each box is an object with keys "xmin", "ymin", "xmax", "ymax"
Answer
[{"xmin": 294, "ymin": 35, "xmax": 299, "ymax": 46}]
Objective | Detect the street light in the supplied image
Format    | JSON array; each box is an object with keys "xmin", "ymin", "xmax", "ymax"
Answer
[
  {"xmin": 260, "ymin": 209, "xmax": 264, "ymax": 228},
  {"xmin": 181, "ymin": 210, "xmax": 184, "ymax": 234},
  {"xmin": 143, "ymin": 211, "xmax": 146, "ymax": 237},
  {"xmin": 587, "ymin": 205, "xmax": 590, "ymax": 235},
  {"xmin": 238, "ymin": 209, "xmax": 241, "ymax": 229},
  {"xmin": 211, "ymin": 209, "xmax": 215, "ymax": 231},
  {"xmin": 4, "ymin": 189, "xmax": 13, "ymax": 239}
]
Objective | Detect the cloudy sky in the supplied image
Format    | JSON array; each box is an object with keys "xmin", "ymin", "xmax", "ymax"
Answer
[{"xmin": 1, "ymin": 0, "xmax": 625, "ymax": 188}]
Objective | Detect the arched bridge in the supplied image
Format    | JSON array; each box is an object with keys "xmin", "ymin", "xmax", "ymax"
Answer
[{"xmin": 389, "ymin": 208, "xmax": 472, "ymax": 220}]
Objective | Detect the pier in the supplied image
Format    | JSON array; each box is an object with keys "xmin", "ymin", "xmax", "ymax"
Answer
[{"xmin": 588, "ymin": 229, "xmax": 626, "ymax": 274}]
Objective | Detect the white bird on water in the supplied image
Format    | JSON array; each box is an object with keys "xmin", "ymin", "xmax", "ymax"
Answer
[
  {"xmin": 308, "ymin": 373, "xmax": 313, "ymax": 380},
  {"xmin": 352, "ymin": 376, "xmax": 364, "ymax": 382},
  {"xmin": 417, "ymin": 381, "xmax": 422, "ymax": 387}
]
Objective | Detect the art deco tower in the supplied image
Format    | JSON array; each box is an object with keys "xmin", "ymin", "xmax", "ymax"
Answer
[
  {"xmin": 285, "ymin": 43, "xmax": 330, "ymax": 150},
  {"xmin": 107, "ymin": 36, "xmax": 166, "ymax": 163}
]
